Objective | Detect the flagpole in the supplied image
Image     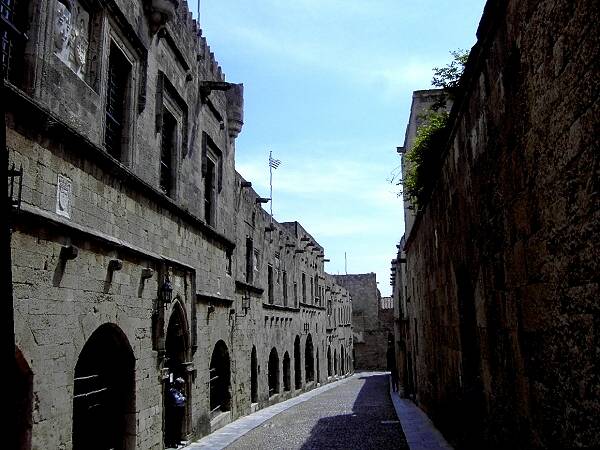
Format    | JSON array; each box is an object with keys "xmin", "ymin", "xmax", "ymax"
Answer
[{"xmin": 269, "ymin": 150, "xmax": 273, "ymax": 223}]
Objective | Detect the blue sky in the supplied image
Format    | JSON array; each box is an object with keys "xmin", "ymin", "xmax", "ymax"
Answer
[{"xmin": 192, "ymin": 1, "xmax": 486, "ymax": 295}]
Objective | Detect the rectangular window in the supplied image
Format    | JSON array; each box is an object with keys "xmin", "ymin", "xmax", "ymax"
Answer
[
  {"xmin": 105, "ymin": 42, "xmax": 131, "ymax": 160},
  {"xmin": 226, "ymin": 251, "xmax": 232, "ymax": 276},
  {"xmin": 1, "ymin": 0, "xmax": 27, "ymax": 83},
  {"xmin": 294, "ymin": 282, "xmax": 298, "ymax": 307},
  {"xmin": 267, "ymin": 265, "xmax": 274, "ymax": 304},
  {"xmin": 283, "ymin": 271, "xmax": 288, "ymax": 306},
  {"xmin": 302, "ymin": 273, "xmax": 306, "ymax": 302},
  {"xmin": 204, "ymin": 157, "xmax": 216, "ymax": 226},
  {"xmin": 160, "ymin": 109, "xmax": 176, "ymax": 196},
  {"xmin": 310, "ymin": 277, "xmax": 314, "ymax": 303},
  {"xmin": 245, "ymin": 237, "xmax": 253, "ymax": 284}
]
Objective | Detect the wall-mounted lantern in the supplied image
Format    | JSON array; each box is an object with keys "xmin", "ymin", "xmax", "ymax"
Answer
[{"xmin": 161, "ymin": 276, "xmax": 173, "ymax": 304}]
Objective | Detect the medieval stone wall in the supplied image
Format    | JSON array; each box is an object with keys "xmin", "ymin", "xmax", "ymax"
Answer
[
  {"xmin": 333, "ymin": 273, "xmax": 390, "ymax": 370},
  {"xmin": 7, "ymin": 1, "xmax": 353, "ymax": 448},
  {"xmin": 400, "ymin": 0, "xmax": 599, "ymax": 448}
]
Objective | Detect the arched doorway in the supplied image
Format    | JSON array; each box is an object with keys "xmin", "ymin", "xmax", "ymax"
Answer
[
  {"xmin": 16, "ymin": 348, "xmax": 32, "ymax": 450},
  {"xmin": 209, "ymin": 340, "xmax": 231, "ymax": 418},
  {"xmin": 73, "ymin": 324, "xmax": 135, "ymax": 450},
  {"xmin": 334, "ymin": 348, "xmax": 338, "ymax": 375},
  {"xmin": 251, "ymin": 346, "xmax": 258, "ymax": 404},
  {"xmin": 327, "ymin": 346, "xmax": 332, "ymax": 377},
  {"xmin": 268, "ymin": 348, "xmax": 279, "ymax": 396},
  {"xmin": 294, "ymin": 335, "xmax": 301, "ymax": 389},
  {"xmin": 316, "ymin": 348, "xmax": 320, "ymax": 382},
  {"xmin": 305, "ymin": 334, "xmax": 314, "ymax": 382},
  {"xmin": 164, "ymin": 303, "xmax": 190, "ymax": 446},
  {"xmin": 283, "ymin": 352, "xmax": 291, "ymax": 392},
  {"xmin": 341, "ymin": 345, "xmax": 345, "ymax": 374}
]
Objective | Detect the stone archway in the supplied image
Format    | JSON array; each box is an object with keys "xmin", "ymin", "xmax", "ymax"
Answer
[
  {"xmin": 209, "ymin": 340, "xmax": 231, "ymax": 417},
  {"xmin": 334, "ymin": 348, "xmax": 338, "ymax": 375},
  {"xmin": 316, "ymin": 347, "xmax": 320, "ymax": 382},
  {"xmin": 251, "ymin": 346, "xmax": 258, "ymax": 403},
  {"xmin": 16, "ymin": 348, "xmax": 32, "ymax": 450},
  {"xmin": 268, "ymin": 347, "xmax": 279, "ymax": 396},
  {"xmin": 283, "ymin": 352, "xmax": 291, "ymax": 392},
  {"xmin": 294, "ymin": 335, "xmax": 301, "ymax": 389},
  {"xmin": 305, "ymin": 334, "xmax": 314, "ymax": 382},
  {"xmin": 164, "ymin": 302, "xmax": 191, "ymax": 446},
  {"xmin": 327, "ymin": 346, "xmax": 332, "ymax": 377},
  {"xmin": 73, "ymin": 323, "xmax": 135, "ymax": 450}
]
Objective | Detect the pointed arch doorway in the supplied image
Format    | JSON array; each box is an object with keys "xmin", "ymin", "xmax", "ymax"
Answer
[{"xmin": 164, "ymin": 302, "xmax": 191, "ymax": 447}]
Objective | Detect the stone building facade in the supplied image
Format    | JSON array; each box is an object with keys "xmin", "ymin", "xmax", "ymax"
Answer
[
  {"xmin": 333, "ymin": 273, "xmax": 392, "ymax": 370},
  {"xmin": 6, "ymin": 1, "xmax": 353, "ymax": 449},
  {"xmin": 392, "ymin": 0, "xmax": 599, "ymax": 448}
]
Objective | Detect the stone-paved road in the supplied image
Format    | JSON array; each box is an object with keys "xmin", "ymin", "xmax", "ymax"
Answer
[{"xmin": 226, "ymin": 373, "xmax": 409, "ymax": 450}]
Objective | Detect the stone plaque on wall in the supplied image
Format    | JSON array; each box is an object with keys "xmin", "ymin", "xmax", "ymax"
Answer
[
  {"xmin": 53, "ymin": 0, "xmax": 90, "ymax": 80},
  {"xmin": 56, "ymin": 174, "xmax": 72, "ymax": 219}
]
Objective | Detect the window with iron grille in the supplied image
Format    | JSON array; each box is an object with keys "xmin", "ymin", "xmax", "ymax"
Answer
[
  {"xmin": 204, "ymin": 156, "xmax": 216, "ymax": 225},
  {"xmin": 160, "ymin": 108, "xmax": 176, "ymax": 196},
  {"xmin": 105, "ymin": 42, "xmax": 130, "ymax": 160},
  {"xmin": 283, "ymin": 271, "xmax": 288, "ymax": 306},
  {"xmin": 245, "ymin": 237, "xmax": 253, "ymax": 284},
  {"xmin": 267, "ymin": 264, "xmax": 274, "ymax": 304},
  {"xmin": 302, "ymin": 273, "xmax": 306, "ymax": 302},
  {"xmin": 1, "ymin": 0, "xmax": 26, "ymax": 83}
]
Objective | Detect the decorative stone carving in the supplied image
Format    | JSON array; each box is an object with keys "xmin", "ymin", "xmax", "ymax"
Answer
[{"xmin": 53, "ymin": 0, "xmax": 89, "ymax": 80}]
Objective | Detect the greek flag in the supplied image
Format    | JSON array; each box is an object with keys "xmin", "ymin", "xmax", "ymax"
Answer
[{"xmin": 269, "ymin": 155, "xmax": 281, "ymax": 169}]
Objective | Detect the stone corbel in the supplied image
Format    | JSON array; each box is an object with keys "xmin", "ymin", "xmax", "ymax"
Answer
[{"xmin": 144, "ymin": 0, "xmax": 179, "ymax": 34}]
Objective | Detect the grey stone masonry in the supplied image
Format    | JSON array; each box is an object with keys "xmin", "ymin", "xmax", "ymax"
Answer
[{"xmin": 7, "ymin": 1, "xmax": 353, "ymax": 449}]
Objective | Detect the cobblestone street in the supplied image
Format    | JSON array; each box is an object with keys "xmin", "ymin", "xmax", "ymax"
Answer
[{"xmin": 226, "ymin": 373, "xmax": 407, "ymax": 450}]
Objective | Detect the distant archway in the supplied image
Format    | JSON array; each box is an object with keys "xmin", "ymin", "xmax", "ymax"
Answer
[
  {"xmin": 316, "ymin": 348, "xmax": 320, "ymax": 382},
  {"xmin": 73, "ymin": 324, "xmax": 135, "ymax": 450},
  {"xmin": 294, "ymin": 335, "xmax": 301, "ymax": 389},
  {"xmin": 334, "ymin": 348, "xmax": 338, "ymax": 375},
  {"xmin": 327, "ymin": 346, "xmax": 332, "ymax": 377},
  {"xmin": 251, "ymin": 346, "xmax": 258, "ymax": 403},
  {"xmin": 16, "ymin": 348, "xmax": 32, "ymax": 450},
  {"xmin": 268, "ymin": 348, "xmax": 280, "ymax": 396},
  {"xmin": 283, "ymin": 352, "xmax": 291, "ymax": 392},
  {"xmin": 210, "ymin": 340, "xmax": 231, "ymax": 417},
  {"xmin": 305, "ymin": 334, "xmax": 314, "ymax": 382}
]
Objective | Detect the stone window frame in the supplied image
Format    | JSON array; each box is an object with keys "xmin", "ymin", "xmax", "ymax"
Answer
[
  {"xmin": 101, "ymin": 20, "xmax": 140, "ymax": 165},
  {"xmin": 158, "ymin": 95, "xmax": 183, "ymax": 199},
  {"xmin": 155, "ymin": 72, "xmax": 188, "ymax": 199},
  {"xmin": 202, "ymin": 132, "xmax": 223, "ymax": 227}
]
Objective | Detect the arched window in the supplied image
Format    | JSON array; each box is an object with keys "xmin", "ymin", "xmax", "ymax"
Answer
[
  {"xmin": 251, "ymin": 346, "xmax": 258, "ymax": 404},
  {"xmin": 209, "ymin": 340, "xmax": 231, "ymax": 416},
  {"xmin": 283, "ymin": 352, "xmax": 291, "ymax": 392},
  {"xmin": 305, "ymin": 334, "xmax": 314, "ymax": 382},
  {"xmin": 73, "ymin": 324, "xmax": 135, "ymax": 450},
  {"xmin": 268, "ymin": 348, "xmax": 280, "ymax": 396},
  {"xmin": 294, "ymin": 335, "xmax": 301, "ymax": 389}
]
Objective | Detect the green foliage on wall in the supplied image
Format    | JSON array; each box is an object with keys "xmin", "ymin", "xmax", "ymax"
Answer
[{"xmin": 403, "ymin": 110, "xmax": 449, "ymax": 209}]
